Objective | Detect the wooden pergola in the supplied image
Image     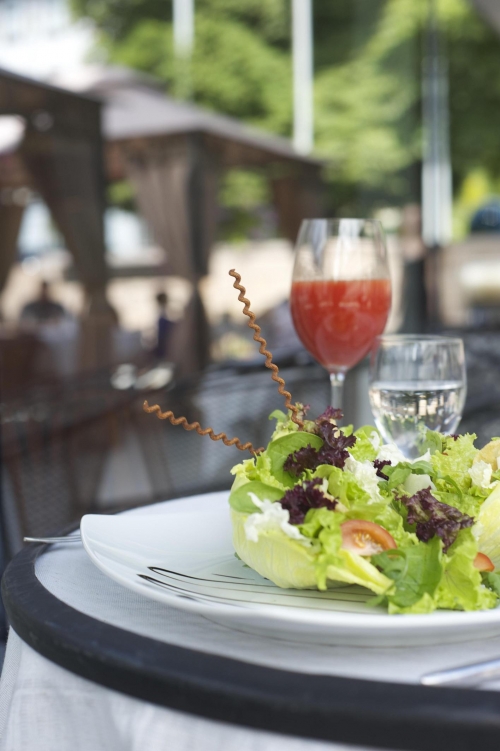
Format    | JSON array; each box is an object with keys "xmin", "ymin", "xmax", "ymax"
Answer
[
  {"xmin": 0, "ymin": 66, "xmax": 325, "ymax": 373},
  {"xmin": 0, "ymin": 68, "xmax": 108, "ymax": 314}
]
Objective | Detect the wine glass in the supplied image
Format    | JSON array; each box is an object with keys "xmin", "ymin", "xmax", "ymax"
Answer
[
  {"xmin": 369, "ymin": 335, "xmax": 467, "ymax": 458},
  {"xmin": 290, "ymin": 218, "xmax": 391, "ymax": 411}
]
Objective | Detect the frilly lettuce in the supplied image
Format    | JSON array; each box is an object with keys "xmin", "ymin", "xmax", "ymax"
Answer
[
  {"xmin": 228, "ymin": 409, "xmax": 500, "ymax": 613},
  {"xmin": 229, "ymin": 431, "xmax": 323, "ymax": 508},
  {"xmin": 473, "ymin": 483, "xmax": 500, "ymax": 566},
  {"xmin": 436, "ymin": 530, "xmax": 497, "ymax": 611},
  {"xmin": 431, "ymin": 434, "xmax": 478, "ymax": 492},
  {"xmin": 348, "ymin": 425, "xmax": 382, "ymax": 462},
  {"xmin": 231, "ymin": 507, "xmax": 392, "ymax": 594}
]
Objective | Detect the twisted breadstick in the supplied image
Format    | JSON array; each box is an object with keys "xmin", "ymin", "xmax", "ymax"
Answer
[
  {"xmin": 143, "ymin": 401, "xmax": 263, "ymax": 455},
  {"xmin": 229, "ymin": 269, "xmax": 304, "ymax": 429}
]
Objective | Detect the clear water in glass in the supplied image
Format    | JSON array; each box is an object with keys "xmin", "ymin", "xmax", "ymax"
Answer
[{"xmin": 369, "ymin": 337, "xmax": 466, "ymax": 458}]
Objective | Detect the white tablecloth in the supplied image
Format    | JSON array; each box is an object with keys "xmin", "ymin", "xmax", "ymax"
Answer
[
  {"xmin": 0, "ymin": 630, "xmax": 360, "ymax": 751},
  {"xmin": 2, "ymin": 494, "xmax": 500, "ymax": 750}
]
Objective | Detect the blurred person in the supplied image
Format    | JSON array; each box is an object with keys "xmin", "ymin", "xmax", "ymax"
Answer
[
  {"xmin": 155, "ymin": 291, "xmax": 174, "ymax": 359},
  {"xmin": 20, "ymin": 280, "xmax": 67, "ymax": 323}
]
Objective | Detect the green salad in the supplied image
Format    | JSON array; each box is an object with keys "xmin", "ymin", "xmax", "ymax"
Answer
[{"xmin": 229, "ymin": 406, "xmax": 500, "ymax": 614}]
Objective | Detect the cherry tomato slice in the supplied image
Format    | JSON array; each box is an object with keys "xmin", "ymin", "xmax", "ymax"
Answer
[
  {"xmin": 474, "ymin": 552, "xmax": 495, "ymax": 572},
  {"xmin": 341, "ymin": 520, "xmax": 397, "ymax": 556}
]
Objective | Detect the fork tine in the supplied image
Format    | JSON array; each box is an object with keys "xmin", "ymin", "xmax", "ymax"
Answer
[{"xmin": 23, "ymin": 535, "xmax": 81, "ymax": 544}]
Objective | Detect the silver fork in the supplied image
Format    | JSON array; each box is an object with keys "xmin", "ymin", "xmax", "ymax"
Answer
[{"xmin": 23, "ymin": 535, "xmax": 81, "ymax": 544}]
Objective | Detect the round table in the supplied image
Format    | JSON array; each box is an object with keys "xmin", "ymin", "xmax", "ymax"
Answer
[{"xmin": 3, "ymin": 493, "xmax": 500, "ymax": 751}]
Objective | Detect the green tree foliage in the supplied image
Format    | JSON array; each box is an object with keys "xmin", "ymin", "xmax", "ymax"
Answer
[
  {"xmin": 72, "ymin": 0, "xmax": 292, "ymax": 133},
  {"xmin": 72, "ymin": 0, "xmax": 500, "ymax": 216}
]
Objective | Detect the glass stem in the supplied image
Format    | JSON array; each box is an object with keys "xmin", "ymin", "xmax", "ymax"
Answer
[{"xmin": 329, "ymin": 371, "xmax": 345, "ymax": 413}]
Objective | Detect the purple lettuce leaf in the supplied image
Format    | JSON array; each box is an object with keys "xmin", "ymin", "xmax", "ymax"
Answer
[
  {"xmin": 374, "ymin": 459, "xmax": 391, "ymax": 480},
  {"xmin": 400, "ymin": 488, "xmax": 474, "ymax": 552},
  {"xmin": 283, "ymin": 428, "xmax": 356, "ymax": 475},
  {"xmin": 316, "ymin": 432, "xmax": 356, "ymax": 469},
  {"xmin": 280, "ymin": 478, "xmax": 337, "ymax": 525},
  {"xmin": 283, "ymin": 406, "xmax": 357, "ymax": 476},
  {"xmin": 283, "ymin": 445, "xmax": 319, "ymax": 477},
  {"xmin": 315, "ymin": 406, "xmax": 343, "ymax": 426}
]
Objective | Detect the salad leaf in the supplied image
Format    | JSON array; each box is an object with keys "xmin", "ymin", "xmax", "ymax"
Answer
[
  {"xmin": 280, "ymin": 478, "xmax": 337, "ymax": 524},
  {"xmin": 403, "ymin": 473, "xmax": 435, "ymax": 497},
  {"xmin": 324, "ymin": 549, "xmax": 393, "ymax": 595},
  {"xmin": 482, "ymin": 571, "xmax": 500, "ymax": 596},
  {"xmin": 401, "ymin": 487, "xmax": 474, "ymax": 552},
  {"xmin": 315, "ymin": 406, "xmax": 343, "ymax": 426},
  {"xmin": 373, "ymin": 537, "xmax": 443, "ymax": 610},
  {"xmin": 311, "ymin": 465, "xmax": 414, "ymax": 547},
  {"xmin": 374, "ymin": 460, "xmax": 391, "ymax": 480},
  {"xmin": 283, "ymin": 445, "xmax": 320, "ymax": 477},
  {"xmin": 472, "ymin": 482, "xmax": 500, "ymax": 566},
  {"xmin": 387, "ymin": 593, "xmax": 437, "ymax": 615},
  {"xmin": 432, "ymin": 485, "xmax": 483, "ymax": 519},
  {"xmin": 283, "ymin": 426, "xmax": 356, "ymax": 477},
  {"xmin": 231, "ymin": 508, "xmax": 319, "ymax": 589},
  {"xmin": 228, "ymin": 480, "xmax": 285, "ymax": 513},
  {"xmin": 231, "ymin": 451, "xmax": 287, "ymax": 492},
  {"xmin": 314, "ymin": 408, "xmax": 357, "ymax": 465},
  {"xmin": 436, "ymin": 530, "xmax": 497, "ymax": 611},
  {"xmin": 269, "ymin": 409, "xmax": 288, "ymax": 425},
  {"xmin": 229, "ymin": 407, "xmax": 500, "ymax": 614},
  {"xmin": 417, "ymin": 429, "xmax": 443, "ymax": 456},
  {"xmin": 348, "ymin": 426, "xmax": 381, "ymax": 462},
  {"xmin": 323, "ymin": 466, "xmax": 371, "ymax": 507},
  {"xmin": 310, "ymin": 510, "xmax": 392, "ymax": 594},
  {"xmin": 231, "ymin": 505, "xmax": 392, "ymax": 595},
  {"xmin": 431, "ymin": 433, "xmax": 478, "ymax": 492},
  {"xmin": 384, "ymin": 460, "xmax": 434, "ymax": 490},
  {"xmin": 268, "ymin": 432, "xmax": 323, "ymax": 487},
  {"xmin": 316, "ymin": 432, "xmax": 357, "ymax": 470},
  {"xmin": 269, "ymin": 405, "xmax": 317, "ymax": 440}
]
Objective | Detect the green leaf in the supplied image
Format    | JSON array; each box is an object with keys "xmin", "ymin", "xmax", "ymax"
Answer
[
  {"xmin": 268, "ymin": 409, "xmax": 287, "ymax": 424},
  {"xmin": 384, "ymin": 460, "xmax": 434, "ymax": 490},
  {"xmin": 436, "ymin": 530, "xmax": 497, "ymax": 611},
  {"xmin": 228, "ymin": 481, "xmax": 284, "ymax": 514},
  {"xmin": 417, "ymin": 429, "xmax": 443, "ymax": 456},
  {"xmin": 431, "ymin": 434, "xmax": 478, "ymax": 492},
  {"xmin": 267, "ymin": 432, "xmax": 323, "ymax": 488},
  {"xmin": 385, "ymin": 466, "xmax": 412, "ymax": 490},
  {"xmin": 324, "ymin": 466, "xmax": 369, "ymax": 506},
  {"xmin": 373, "ymin": 537, "xmax": 443, "ymax": 608},
  {"xmin": 437, "ymin": 474, "xmax": 463, "ymax": 499},
  {"xmin": 348, "ymin": 425, "xmax": 380, "ymax": 462},
  {"xmin": 482, "ymin": 571, "xmax": 500, "ymax": 596},
  {"xmin": 410, "ymin": 460, "xmax": 435, "ymax": 475}
]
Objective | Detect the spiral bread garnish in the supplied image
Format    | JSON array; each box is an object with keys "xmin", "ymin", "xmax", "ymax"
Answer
[
  {"xmin": 228, "ymin": 269, "xmax": 304, "ymax": 429},
  {"xmin": 143, "ymin": 401, "xmax": 263, "ymax": 455}
]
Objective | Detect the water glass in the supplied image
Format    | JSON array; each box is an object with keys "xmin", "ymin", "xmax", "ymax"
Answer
[{"xmin": 369, "ymin": 335, "xmax": 467, "ymax": 458}]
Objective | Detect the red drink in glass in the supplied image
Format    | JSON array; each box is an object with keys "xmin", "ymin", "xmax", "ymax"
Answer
[
  {"xmin": 291, "ymin": 219, "xmax": 390, "ymax": 410},
  {"xmin": 290, "ymin": 278, "xmax": 391, "ymax": 372}
]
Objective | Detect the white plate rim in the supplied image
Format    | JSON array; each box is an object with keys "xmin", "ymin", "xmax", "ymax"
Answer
[{"xmin": 80, "ymin": 492, "xmax": 500, "ymax": 634}]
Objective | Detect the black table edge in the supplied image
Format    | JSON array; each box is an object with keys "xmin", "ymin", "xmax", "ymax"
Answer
[{"xmin": 3, "ymin": 541, "xmax": 500, "ymax": 751}]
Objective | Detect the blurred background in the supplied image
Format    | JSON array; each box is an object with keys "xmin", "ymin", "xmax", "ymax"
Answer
[{"xmin": 2, "ymin": 0, "xmax": 500, "ymax": 563}]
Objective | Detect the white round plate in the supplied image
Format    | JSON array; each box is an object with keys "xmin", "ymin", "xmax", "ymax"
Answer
[{"xmin": 81, "ymin": 491, "xmax": 500, "ymax": 647}]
